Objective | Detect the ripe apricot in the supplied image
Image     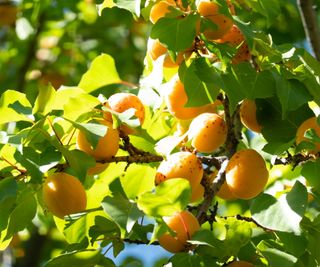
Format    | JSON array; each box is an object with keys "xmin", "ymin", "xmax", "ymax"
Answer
[
  {"xmin": 107, "ymin": 93, "xmax": 145, "ymax": 125},
  {"xmin": 188, "ymin": 113, "xmax": 227, "ymax": 153},
  {"xmin": 226, "ymin": 149, "xmax": 268, "ymax": 199},
  {"xmin": 296, "ymin": 116, "xmax": 320, "ymax": 151},
  {"xmin": 159, "ymin": 210, "xmax": 200, "ymax": 253},
  {"xmin": 150, "ymin": 0, "xmax": 176, "ymax": 24},
  {"xmin": 0, "ymin": 5, "xmax": 17, "ymax": 26},
  {"xmin": 165, "ymin": 75, "xmax": 219, "ymax": 120},
  {"xmin": 197, "ymin": 0, "xmax": 233, "ymax": 40},
  {"xmin": 76, "ymin": 119, "xmax": 119, "ymax": 161},
  {"xmin": 42, "ymin": 172, "xmax": 87, "ymax": 218},
  {"xmin": 191, "ymin": 184, "xmax": 205, "ymax": 202},
  {"xmin": 206, "ymin": 171, "xmax": 236, "ymax": 200},
  {"xmin": 104, "ymin": 93, "xmax": 145, "ymax": 135},
  {"xmin": 155, "ymin": 151, "xmax": 203, "ymax": 201},
  {"xmin": 215, "ymin": 25, "xmax": 251, "ymax": 63},
  {"xmin": 87, "ymin": 162, "xmax": 109, "ymax": 175},
  {"xmin": 239, "ymin": 99, "xmax": 262, "ymax": 133},
  {"xmin": 148, "ymin": 38, "xmax": 168, "ymax": 61},
  {"xmin": 226, "ymin": 261, "xmax": 255, "ymax": 267}
]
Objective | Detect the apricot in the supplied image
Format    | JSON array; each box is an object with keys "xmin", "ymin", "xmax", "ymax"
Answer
[
  {"xmin": 188, "ymin": 113, "xmax": 227, "ymax": 153},
  {"xmin": 239, "ymin": 99, "xmax": 262, "ymax": 133},
  {"xmin": 104, "ymin": 92, "xmax": 145, "ymax": 135},
  {"xmin": 76, "ymin": 119, "xmax": 119, "ymax": 161},
  {"xmin": 148, "ymin": 38, "xmax": 168, "ymax": 61},
  {"xmin": 159, "ymin": 210, "xmax": 200, "ymax": 253},
  {"xmin": 165, "ymin": 75, "xmax": 219, "ymax": 120},
  {"xmin": 87, "ymin": 162, "xmax": 109, "ymax": 175},
  {"xmin": 191, "ymin": 184, "xmax": 205, "ymax": 202},
  {"xmin": 155, "ymin": 151, "xmax": 203, "ymax": 201},
  {"xmin": 197, "ymin": 0, "xmax": 233, "ymax": 40},
  {"xmin": 226, "ymin": 149, "xmax": 268, "ymax": 199},
  {"xmin": 0, "ymin": 5, "xmax": 17, "ymax": 26},
  {"xmin": 42, "ymin": 172, "xmax": 87, "ymax": 218},
  {"xmin": 150, "ymin": 0, "xmax": 176, "ymax": 24},
  {"xmin": 296, "ymin": 116, "xmax": 320, "ymax": 151},
  {"xmin": 226, "ymin": 261, "xmax": 255, "ymax": 267},
  {"xmin": 107, "ymin": 93, "xmax": 145, "ymax": 126},
  {"xmin": 206, "ymin": 171, "xmax": 236, "ymax": 200},
  {"xmin": 215, "ymin": 25, "xmax": 251, "ymax": 63}
]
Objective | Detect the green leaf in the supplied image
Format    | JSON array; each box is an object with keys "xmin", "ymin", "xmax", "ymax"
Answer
[
  {"xmin": 62, "ymin": 149, "xmax": 96, "ymax": 182},
  {"xmin": 64, "ymin": 214, "xmax": 90, "ymax": 244},
  {"xmin": 137, "ymin": 178, "xmax": 191, "ymax": 217},
  {"xmin": 4, "ymin": 191, "xmax": 37, "ymax": 241},
  {"xmin": 222, "ymin": 64, "xmax": 275, "ymax": 112},
  {"xmin": 169, "ymin": 253, "xmax": 204, "ymax": 267},
  {"xmin": 150, "ymin": 14, "xmax": 199, "ymax": 53},
  {"xmin": 114, "ymin": 0, "xmax": 141, "ymax": 17},
  {"xmin": 258, "ymin": 240, "xmax": 298, "ymax": 267},
  {"xmin": 256, "ymin": 98, "xmax": 313, "ymax": 154},
  {"xmin": 190, "ymin": 229, "xmax": 229, "ymax": 261},
  {"xmin": 0, "ymin": 178, "xmax": 17, "ymax": 233},
  {"xmin": 45, "ymin": 249, "xmax": 115, "ymax": 267},
  {"xmin": 223, "ymin": 217, "xmax": 252, "ymax": 255},
  {"xmin": 251, "ymin": 181, "xmax": 307, "ymax": 234},
  {"xmin": 0, "ymin": 90, "xmax": 33, "ymax": 124},
  {"xmin": 179, "ymin": 58, "xmax": 221, "ymax": 107},
  {"xmin": 102, "ymin": 192, "xmax": 143, "ymax": 234},
  {"xmin": 301, "ymin": 159, "xmax": 320, "ymax": 191},
  {"xmin": 33, "ymin": 84, "xmax": 56, "ymax": 115},
  {"xmin": 89, "ymin": 215, "xmax": 120, "ymax": 245},
  {"xmin": 120, "ymin": 164, "xmax": 156, "ymax": 200},
  {"xmin": 0, "ymin": 178, "xmax": 17, "ymax": 205},
  {"xmin": 78, "ymin": 54, "xmax": 121, "ymax": 93},
  {"xmin": 277, "ymin": 231, "xmax": 308, "ymax": 257},
  {"xmin": 274, "ymin": 73, "xmax": 312, "ymax": 119}
]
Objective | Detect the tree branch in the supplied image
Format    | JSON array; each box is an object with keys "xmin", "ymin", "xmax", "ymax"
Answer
[
  {"xmin": 297, "ymin": 0, "xmax": 320, "ymax": 60},
  {"xmin": 17, "ymin": 11, "xmax": 46, "ymax": 91}
]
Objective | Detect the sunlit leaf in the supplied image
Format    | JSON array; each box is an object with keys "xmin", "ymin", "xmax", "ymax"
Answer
[
  {"xmin": 137, "ymin": 178, "xmax": 191, "ymax": 217},
  {"xmin": 78, "ymin": 54, "xmax": 121, "ymax": 93}
]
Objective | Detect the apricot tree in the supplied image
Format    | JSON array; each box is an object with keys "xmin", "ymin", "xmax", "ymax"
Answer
[{"xmin": 0, "ymin": 0, "xmax": 320, "ymax": 266}]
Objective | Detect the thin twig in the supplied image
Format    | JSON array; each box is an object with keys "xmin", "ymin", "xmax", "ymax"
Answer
[{"xmin": 297, "ymin": 0, "xmax": 320, "ymax": 60}]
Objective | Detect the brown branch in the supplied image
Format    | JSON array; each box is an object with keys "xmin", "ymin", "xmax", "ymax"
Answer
[
  {"xmin": 197, "ymin": 159, "xmax": 229, "ymax": 224},
  {"xmin": 297, "ymin": 0, "xmax": 320, "ymax": 60},
  {"xmin": 219, "ymin": 215, "xmax": 274, "ymax": 233},
  {"xmin": 101, "ymin": 154, "xmax": 163, "ymax": 164},
  {"xmin": 273, "ymin": 151, "xmax": 316, "ymax": 167}
]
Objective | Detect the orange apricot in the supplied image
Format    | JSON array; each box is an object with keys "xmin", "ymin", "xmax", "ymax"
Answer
[
  {"xmin": 197, "ymin": 0, "xmax": 233, "ymax": 40},
  {"xmin": 108, "ymin": 93, "xmax": 145, "ymax": 126},
  {"xmin": 215, "ymin": 25, "xmax": 251, "ymax": 63},
  {"xmin": 148, "ymin": 38, "xmax": 168, "ymax": 61},
  {"xmin": 42, "ymin": 172, "xmax": 87, "ymax": 218},
  {"xmin": 159, "ymin": 210, "xmax": 200, "ymax": 253},
  {"xmin": 296, "ymin": 116, "xmax": 320, "ymax": 151},
  {"xmin": 191, "ymin": 184, "xmax": 205, "ymax": 202},
  {"xmin": 188, "ymin": 113, "xmax": 227, "ymax": 153},
  {"xmin": 226, "ymin": 149, "xmax": 268, "ymax": 199},
  {"xmin": 87, "ymin": 162, "xmax": 109, "ymax": 175},
  {"xmin": 165, "ymin": 75, "xmax": 219, "ymax": 120},
  {"xmin": 226, "ymin": 260, "xmax": 255, "ymax": 267},
  {"xmin": 0, "ymin": 5, "xmax": 17, "ymax": 26},
  {"xmin": 155, "ymin": 151, "xmax": 203, "ymax": 201},
  {"xmin": 150, "ymin": 0, "xmax": 176, "ymax": 24},
  {"xmin": 76, "ymin": 119, "xmax": 119, "ymax": 161},
  {"xmin": 239, "ymin": 99, "xmax": 262, "ymax": 133},
  {"xmin": 207, "ymin": 171, "xmax": 236, "ymax": 200}
]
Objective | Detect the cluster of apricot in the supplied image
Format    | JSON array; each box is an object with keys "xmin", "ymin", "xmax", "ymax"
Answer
[
  {"xmin": 155, "ymin": 78, "xmax": 269, "ymax": 253},
  {"xmin": 42, "ymin": 92, "xmax": 145, "ymax": 218},
  {"xmin": 147, "ymin": 0, "xmax": 250, "ymax": 68}
]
